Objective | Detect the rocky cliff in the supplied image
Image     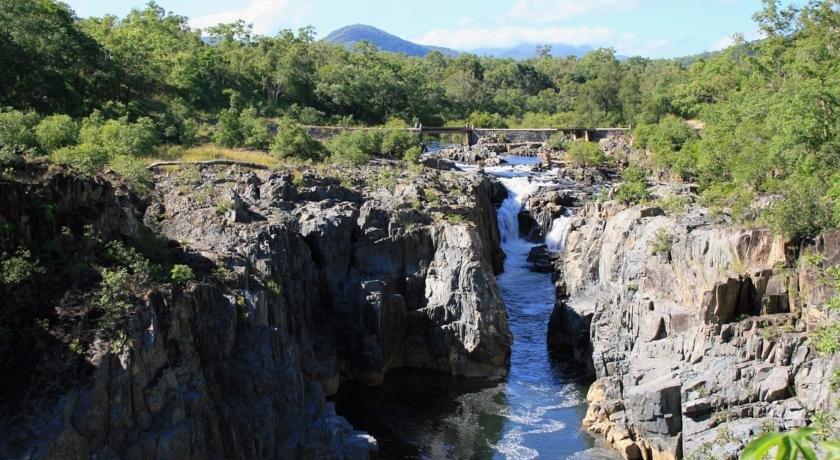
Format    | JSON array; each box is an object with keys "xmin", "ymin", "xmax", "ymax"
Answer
[
  {"xmin": 548, "ymin": 199, "xmax": 839, "ymax": 459},
  {"xmin": 0, "ymin": 161, "xmax": 512, "ymax": 459}
]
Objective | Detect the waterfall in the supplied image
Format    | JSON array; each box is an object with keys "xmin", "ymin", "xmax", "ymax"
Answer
[
  {"xmin": 496, "ymin": 176, "xmax": 539, "ymax": 243},
  {"xmin": 545, "ymin": 214, "xmax": 572, "ymax": 253}
]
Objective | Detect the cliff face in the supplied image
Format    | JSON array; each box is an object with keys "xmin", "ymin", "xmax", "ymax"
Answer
[
  {"xmin": 549, "ymin": 201, "xmax": 839, "ymax": 459},
  {"xmin": 0, "ymin": 163, "xmax": 512, "ymax": 459}
]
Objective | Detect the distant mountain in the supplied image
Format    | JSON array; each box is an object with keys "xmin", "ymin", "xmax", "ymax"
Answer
[
  {"xmin": 473, "ymin": 43, "xmax": 594, "ymax": 60},
  {"xmin": 323, "ymin": 24, "xmax": 459, "ymax": 57}
]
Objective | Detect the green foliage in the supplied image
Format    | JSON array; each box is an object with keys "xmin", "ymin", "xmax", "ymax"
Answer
[
  {"xmin": 546, "ymin": 132, "xmax": 569, "ymax": 151},
  {"xmin": 566, "ymin": 141, "xmax": 607, "ymax": 168},
  {"xmin": 403, "ymin": 145, "xmax": 422, "ymax": 164},
  {"xmin": 239, "ymin": 107, "xmax": 271, "ymax": 150},
  {"xmin": 649, "ymin": 228, "xmax": 675, "ymax": 256},
  {"xmin": 614, "ymin": 165, "xmax": 651, "ymax": 205},
  {"xmin": 326, "ymin": 130, "xmax": 383, "ymax": 166},
  {"xmin": 35, "ymin": 114, "xmax": 79, "ymax": 153},
  {"xmin": 109, "ymin": 155, "xmax": 152, "ymax": 192},
  {"xmin": 170, "ymin": 264, "xmax": 195, "ymax": 285},
  {"xmin": 0, "ymin": 109, "xmax": 39, "ymax": 161},
  {"xmin": 0, "ymin": 249, "xmax": 44, "ymax": 287},
  {"xmin": 466, "ymin": 111, "xmax": 507, "ymax": 128},
  {"xmin": 762, "ymin": 175, "xmax": 835, "ymax": 240},
  {"xmin": 270, "ymin": 119, "xmax": 324, "ymax": 161},
  {"xmin": 80, "ymin": 115, "xmax": 159, "ymax": 157},
  {"xmin": 740, "ymin": 426, "xmax": 838, "ymax": 460},
  {"xmin": 96, "ymin": 268, "xmax": 134, "ymax": 333},
  {"xmin": 212, "ymin": 108, "xmax": 244, "ymax": 148},
  {"xmin": 381, "ymin": 129, "xmax": 418, "ymax": 158},
  {"xmin": 52, "ymin": 143, "xmax": 108, "ymax": 176},
  {"xmin": 811, "ymin": 321, "xmax": 840, "ymax": 355},
  {"xmin": 657, "ymin": 195, "xmax": 690, "ymax": 216}
]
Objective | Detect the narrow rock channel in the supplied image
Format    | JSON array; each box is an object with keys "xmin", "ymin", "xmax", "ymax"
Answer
[{"xmin": 335, "ymin": 156, "xmax": 618, "ymax": 459}]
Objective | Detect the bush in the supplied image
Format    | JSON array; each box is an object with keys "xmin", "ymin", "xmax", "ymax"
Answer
[
  {"xmin": 381, "ymin": 129, "xmax": 417, "ymax": 158},
  {"xmin": 763, "ymin": 175, "xmax": 835, "ymax": 239},
  {"xmin": 0, "ymin": 109, "xmax": 39, "ymax": 161},
  {"xmin": 546, "ymin": 132, "xmax": 569, "ymax": 151},
  {"xmin": 96, "ymin": 268, "xmax": 134, "ymax": 333},
  {"xmin": 810, "ymin": 321, "xmax": 839, "ymax": 355},
  {"xmin": 614, "ymin": 164, "xmax": 651, "ymax": 204},
  {"xmin": 0, "ymin": 249, "xmax": 44, "ymax": 287},
  {"xmin": 649, "ymin": 228, "xmax": 675, "ymax": 256},
  {"xmin": 326, "ymin": 130, "xmax": 383, "ymax": 166},
  {"xmin": 403, "ymin": 145, "xmax": 422, "ymax": 164},
  {"xmin": 109, "ymin": 155, "xmax": 152, "ymax": 192},
  {"xmin": 240, "ymin": 107, "xmax": 271, "ymax": 150},
  {"xmin": 466, "ymin": 111, "xmax": 508, "ymax": 128},
  {"xmin": 170, "ymin": 264, "xmax": 195, "ymax": 285},
  {"xmin": 635, "ymin": 116, "xmax": 697, "ymax": 153},
  {"xmin": 566, "ymin": 141, "xmax": 607, "ymax": 168},
  {"xmin": 270, "ymin": 119, "xmax": 324, "ymax": 161},
  {"xmin": 80, "ymin": 115, "xmax": 158, "ymax": 157},
  {"xmin": 52, "ymin": 143, "xmax": 108, "ymax": 175},
  {"xmin": 212, "ymin": 108, "xmax": 243, "ymax": 148},
  {"xmin": 35, "ymin": 114, "xmax": 79, "ymax": 153}
]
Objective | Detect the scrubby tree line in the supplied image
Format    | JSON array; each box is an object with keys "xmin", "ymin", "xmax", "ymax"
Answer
[{"xmin": 0, "ymin": 0, "xmax": 838, "ymax": 238}]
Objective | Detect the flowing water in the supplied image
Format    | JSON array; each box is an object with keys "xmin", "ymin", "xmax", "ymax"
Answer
[{"xmin": 335, "ymin": 156, "xmax": 618, "ymax": 459}]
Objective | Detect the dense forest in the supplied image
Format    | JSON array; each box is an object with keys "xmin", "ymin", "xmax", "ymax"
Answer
[{"xmin": 0, "ymin": 0, "xmax": 838, "ymax": 239}]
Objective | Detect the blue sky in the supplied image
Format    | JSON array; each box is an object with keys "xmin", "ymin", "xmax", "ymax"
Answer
[{"xmin": 63, "ymin": 0, "xmax": 800, "ymax": 58}]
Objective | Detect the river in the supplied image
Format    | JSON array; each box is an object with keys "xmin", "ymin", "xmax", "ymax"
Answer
[{"xmin": 334, "ymin": 156, "xmax": 617, "ymax": 459}]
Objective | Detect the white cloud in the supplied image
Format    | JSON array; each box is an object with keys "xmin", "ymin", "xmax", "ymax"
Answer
[
  {"xmin": 413, "ymin": 25, "xmax": 615, "ymax": 50},
  {"xmin": 190, "ymin": 0, "xmax": 311, "ymax": 35},
  {"xmin": 509, "ymin": 0, "xmax": 641, "ymax": 23},
  {"xmin": 710, "ymin": 29, "xmax": 765, "ymax": 51},
  {"xmin": 711, "ymin": 34, "xmax": 737, "ymax": 51}
]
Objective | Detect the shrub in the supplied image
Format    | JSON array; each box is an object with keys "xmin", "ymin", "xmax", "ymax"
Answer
[
  {"xmin": 270, "ymin": 119, "xmax": 324, "ymax": 161},
  {"xmin": 566, "ymin": 141, "xmax": 607, "ymax": 168},
  {"xmin": 240, "ymin": 107, "xmax": 271, "ymax": 150},
  {"xmin": 614, "ymin": 164, "xmax": 651, "ymax": 204},
  {"xmin": 170, "ymin": 264, "xmax": 195, "ymax": 285},
  {"xmin": 546, "ymin": 132, "xmax": 569, "ymax": 151},
  {"xmin": 108, "ymin": 155, "xmax": 152, "ymax": 192},
  {"xmin": 466, "ymin": 111, "xmax": 508, "ymax": 128},
  {"xmin": 80, "ymin": 115, "xmax": 158, "ymax": 157},
  {"xmin": 403, "ymin": 145, "xmax": 422, "ymax": 164},
  {"xmin": 381, "ymin": 129, "xmax": 417, "ymax": 158},
  {"xmin": 635, "ymin": 116, "xmax": 697, "ymax": 153},
  {"xmin": 0, "ymin": 109, "xmax": 39, "ymax": 161},
  {"xmin": 213, "ymin": 108, "xmax": 243, "ymax": 148},
  {"xmin": 649, "ymin": 228, "xmax": 675, "ymax": 256},
  {"xmin": 96, "ymin": 268, "xmax": 134, "ymax": 332},
  {"xmin": 52, "ymin": 143, "xmax": 108, "ymax": 175},
  {"xmin": 0, "ymin": 249, "xmax": 44, "ymax": 287},
  {"xmin": 35, "ymin": 114, "xmax": 79, "ymax": 153},
  {"xmin": 811, "ymin": 321, "xmax": 840, "ymax": 355},
  {"xmin": 763, "ymin": 175, "xmax": 835, "ymax": 240},
  {"xmin": 98, "ymin": 117, "xmax": 158, "ymax": 156},
  {"xmin": 326, "ymin": 130, "xmax": 382, "ymax": 166}
]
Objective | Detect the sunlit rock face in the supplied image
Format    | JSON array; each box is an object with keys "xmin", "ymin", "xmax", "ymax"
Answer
[{"xmin": 548, "ymin": 197, "xmax": 838, "ymax": 459}]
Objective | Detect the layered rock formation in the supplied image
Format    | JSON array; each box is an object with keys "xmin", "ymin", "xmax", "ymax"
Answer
[
  {"xmin": 548, "ymin": 200, "xmax": 839, "ymax": 459},
  {"xmin": 0, "ymin": 162, "xmax": 512, "ymax": 459}
]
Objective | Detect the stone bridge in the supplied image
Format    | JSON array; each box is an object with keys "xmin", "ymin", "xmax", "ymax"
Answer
[{"xmin": 302, "ymin": 125, "xmax": 630, "ymax": 146}]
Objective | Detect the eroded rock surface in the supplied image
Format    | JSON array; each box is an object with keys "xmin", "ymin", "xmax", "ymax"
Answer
[
  {"xmin": 0, "ymin": 163, "xmax": 512, "ymax": 459},
  {"xmin": 549, "ymin": 201, "xmax": 839, "ymax": 459}
]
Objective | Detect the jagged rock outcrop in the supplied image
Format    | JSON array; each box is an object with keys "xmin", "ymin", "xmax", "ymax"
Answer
[
  {"xmin": 549, "ymin": 201, "xmax": 839, "ymax": 459},
  {"xmin": 0, "ymin": 163, "xmax": 512, "ymax": 459}
]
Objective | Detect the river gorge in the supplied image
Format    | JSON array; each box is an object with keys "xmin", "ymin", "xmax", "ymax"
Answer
[{"xmin": 0, "ymin": 135, "xmax": 836, "ymax": 460}]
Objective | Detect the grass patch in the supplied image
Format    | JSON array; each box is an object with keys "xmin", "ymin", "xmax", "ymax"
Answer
[{"xmin": 154, "ymin": 144, "xmax": 281, "ymax": 168}]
